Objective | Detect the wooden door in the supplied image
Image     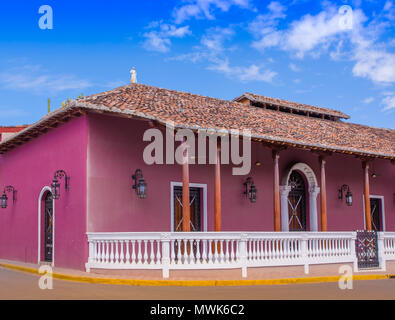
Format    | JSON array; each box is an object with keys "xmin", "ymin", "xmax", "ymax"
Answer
[
  {"xmin": 370, "ymin": 198, "xmax": 383, "ymax": 231},
  {"xmin": 173, "ymin": 186, "xmax": 201, "ymax": 232},
  {"xmin": 44, "ymin": 193, "xmax": 53, "ymax": 262},
  {"xmin": 288, "ymin": 171, "xmax": 307, "ymax": 231}
]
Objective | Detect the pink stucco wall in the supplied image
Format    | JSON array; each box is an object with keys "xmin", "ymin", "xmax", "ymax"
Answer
[
  {"xmin": 0, "ymin": 116, "xmax": 88, "ymax": 270},
  {"xmin": 87, "ymin": 113, "xmax": 395, "ymax": 233}
]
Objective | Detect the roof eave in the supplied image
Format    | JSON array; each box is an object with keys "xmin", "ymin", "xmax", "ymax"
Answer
[{"xmin": 0, "ymin": 101, "xmax": 393, "ymax": 160}]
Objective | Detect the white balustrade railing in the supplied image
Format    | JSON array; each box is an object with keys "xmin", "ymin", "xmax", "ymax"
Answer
[
  {"xmin": 382, "ymin": 232, "xmax": 395, "ymax": 260},
  {"xmin": 86, "ymin": 231, "xmax": 395, "ymax": 278}
]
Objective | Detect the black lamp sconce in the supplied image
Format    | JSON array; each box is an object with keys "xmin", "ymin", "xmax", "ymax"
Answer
[
  {"xmin": 0, "ymin": 186, "xmax": 17, "ymax": 209},
  {"xmin": 243, "ymin": 177, "xmax": 257, "ymax": 203},
  {"xmin": 132, "ymin": 169, "xmax": 147, "ymax": 199},
  {"xmin": 338, "ymin": 184, "xmax": 353, "ymax": 206},
  {"xmin": 51, "ymin": 170, "xmax": 70, "ymax": 200}
]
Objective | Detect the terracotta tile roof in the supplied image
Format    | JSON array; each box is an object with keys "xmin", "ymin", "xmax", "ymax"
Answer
[
  {"xmin": 0, "ymin": 83, "xmax": 394, "ymax": 160},
  {"xmin": 234, "ymin": 93, "xmax": 350, "ymax": 119},
  {"xmin": 77, "ymin": 83, "xmax": 393, "ymax": 158}
]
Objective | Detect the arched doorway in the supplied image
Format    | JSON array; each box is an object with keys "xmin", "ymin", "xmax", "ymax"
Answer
[
  {"xmin": 280, "ymin": 163, "xmax": 320, "ymax": 232},
  {"xmin": 288, "ymin": 171, "xmax": 307, "ymax": 231},
  {"xmin": 38, "ymin": 186, "xmax": 55, "ymax": 265},
  {"xmin": 44, "ymin": 192, "xmax": 54, "ymax": 262}
]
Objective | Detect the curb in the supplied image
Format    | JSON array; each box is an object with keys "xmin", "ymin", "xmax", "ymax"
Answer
[{"xmin": 0, "ymin": 262, "xmax": 392, "ymax": 287}]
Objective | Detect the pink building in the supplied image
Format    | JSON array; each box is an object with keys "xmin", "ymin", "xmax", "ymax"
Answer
[{"xmin": 0, "ymin": 83, "xmax": 394, "ymax": 278}]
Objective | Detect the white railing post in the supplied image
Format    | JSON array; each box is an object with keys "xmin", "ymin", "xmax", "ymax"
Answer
[
  {"xmin": 388, "ymin": 234, "xmax": 395, "ymax": 258},
  {"xmin": 161, "ymin": 233, "xmax": 171, "ymax": 278},
  {"xmin": 351, "ymin": 232, "xmax": 358, "ymax": 272},
  {"xmin": 86, "ymin": 239, "xmax": 93, "ymax": 272},
  {"xmin": 88, "ymin": 240, "xmax": 94, "ymax": 263},
  {"xmin": 239, "ymin": 233, "xmax": 248, "ymax": 278},
  {"xmin": 378, "ymin": 232, "xmax": 386, "ymax": 271},
  {"xmin": 301, "ymin": 235, "xmax": 309, "ymax": 274}
]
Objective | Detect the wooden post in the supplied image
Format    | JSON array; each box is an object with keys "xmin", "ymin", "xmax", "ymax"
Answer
[
  {"xmin": 272, "ymin": 150, "xmax": 281, "ymax": 232},
  {"xmin": 214, "ymin": 140, "xmax": 221, "ymax": 232},
  {"xmin": 362, "ymin": 161, "xmax": 372, "ymax": 231},
  {"xmin": 319, "ymin": 156, "xmax": 327, "ymax": 231},
  {"xmin": 182, "ymin": 139, "xmax": 190, "ymax": 232}
]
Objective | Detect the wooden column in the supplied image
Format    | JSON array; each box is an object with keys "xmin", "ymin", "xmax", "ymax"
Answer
[
  {"xmin": 214, "ymin": 140, "xmax": 221, "ymax": 231},
  {"xmin": 272, "ymin": 150, "xmax": 281, "ymax": 232},
  {"xmin": 319, "ymin": 156, "xmax": 328, "ymax": 231},
  {"xmin": 182, "ymin": 139, "xmax": 191, "ymax": 232},
  {"xmin": 362, "ymin": 161, "xmax": 372, "ymax": 231}
]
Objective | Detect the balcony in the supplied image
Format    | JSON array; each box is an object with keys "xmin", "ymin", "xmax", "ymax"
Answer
[{"xmin": 86, "ymin": 232, "xmax": 395, "ymax": 278}]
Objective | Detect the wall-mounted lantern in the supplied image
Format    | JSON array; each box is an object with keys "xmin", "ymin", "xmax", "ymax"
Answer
[
  {"xmin": 132, "ymin": 169, "xmax": 146, "ymax": 199},
  {"xmin": 338, "ymin": 184, "xmax": 352, "ymax": 206},
  {"xmin": 1, "ymin": 186, "xmax": 17, "ymax": 209},
  {"xmin": 243, "ymin": 177, "xmax": 257, "ymax": 203},
  {"xmin": 51, "ymin": 170, "xmax": 70, "ymax": 200}
]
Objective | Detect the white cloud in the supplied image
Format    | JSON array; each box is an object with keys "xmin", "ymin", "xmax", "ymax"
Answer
[
  {"xmin": 382, "ymin": 94, "xmax": 395, "ymax": 111},
  {"xmin": 201, "ymin": 27, "xmax": 234, "ymax": 53},
  {"xmin": 200, "ymin": 27, "xmax": 277, "ymax": 82},
  {"xmin": 250, "ymin": 4, "xmax": 395, "ymax": 84},
  {"xmin": 161, "ymin": 24, "xmax": 192, "ymax": 38},
  {"xmin": 143, "ymin": 32, "xmax": 172, "ymax": 53},
  {"xmin": 252, "ymin": 6, "xmax": 349, "ymax": 57},
  {"xmin": 143, "ymin": 23, "xmax": 192, "ymax": 52},
  {"xmin": 208, "ymin": 57, "xmax": 276, "ymax": 82},
  {"xmin": 252, "ymin": 32, "xmax": 282, "ymax": 51},
  {"xmin": 363, "ymin": 97, "xmax": 374, "ymax": 104},
  {"xmin": 0, "ymin": 66, "xmax": 92, "ymax": 93},
  {"xmin": 384, "ymin": 0, "xmax": 393, "ymax": 11},
  {"xmin": 172, "ymin": 26, "xmax": 276, "ymax": 82},
  {"xmin": 267, "ymin": 1, "xmax": 286, "ymax": 16},
  {"xmin": 383, "ymin": 1, "xmax": 395, "ymax": 20},
  {"xmin": 238, "ymin": 64, "xmax": 277, "ymax": 82},
  {"xmin": 352, "ymin": 48, "xmax": 395, "ymax": 83},
  {"xmin": 173, "ymin": 0, "xmax": 251, "ymax": 23},
  {"xmin": 289, "ymin": 63, "xmax": 301, "ymax": 72},
  {"xmin": 286, "ymin": 10, "xmax": 345, "ymax": 57},
  {"xmin": 248, "ymin": 1, "xmax": 286, "ymax": 46}
]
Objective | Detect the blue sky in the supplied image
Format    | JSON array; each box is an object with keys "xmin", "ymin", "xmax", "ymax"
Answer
[{"xmin": 0, "ymin": 0, "xmax": 394, "ymax": 128}]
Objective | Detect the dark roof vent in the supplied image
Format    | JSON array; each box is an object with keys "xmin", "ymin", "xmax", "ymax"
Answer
[{"xmin": 233, "ymin": 93, "xmax": 350, "ymax": 121}]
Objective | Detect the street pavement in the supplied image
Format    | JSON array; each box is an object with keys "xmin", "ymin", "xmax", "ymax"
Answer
[{"xmin": 0, "ymin": 267, "xmax": 394, "ymax": 300}]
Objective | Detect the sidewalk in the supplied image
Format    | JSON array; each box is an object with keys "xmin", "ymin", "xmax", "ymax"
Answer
[{"xmin": 0, "ymin": 259, "xmax": 394, "ymax": 286}]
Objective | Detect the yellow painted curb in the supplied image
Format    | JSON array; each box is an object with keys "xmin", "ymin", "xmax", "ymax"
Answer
[{"xmin": 0, "ymin": 262, "xmax": 391, "ymax": 287}]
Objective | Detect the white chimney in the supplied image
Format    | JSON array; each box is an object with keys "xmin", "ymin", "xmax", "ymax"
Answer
[{"xmin": 130, "ymin": 67, "xmax": 137, "ymax": 84}]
